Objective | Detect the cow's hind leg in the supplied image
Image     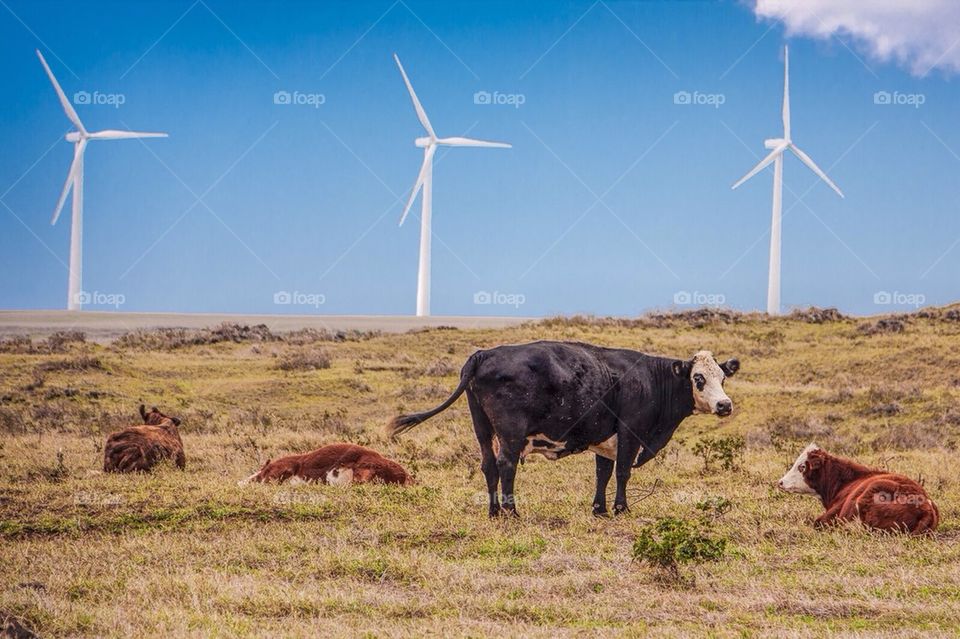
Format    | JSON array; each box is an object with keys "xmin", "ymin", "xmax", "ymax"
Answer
[
  {"xmin": 467, "ymin": 392, "xmax": 501, "ymax": 517},
  {"xmin": 593, "ymin": 455, "xmax": 614, "ymax": 517},
  {"xmin": 496, "ymin": 437, "xmax": 524, "ymax": 518}
]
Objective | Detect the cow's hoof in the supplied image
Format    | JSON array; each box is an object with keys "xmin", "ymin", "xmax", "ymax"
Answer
[
  {"xmin": 500, "ymin": 508, "xmax": 520, "ymax": 519},
  {"xmin": 488, "ymin": 507, "xmax": 502, "ymax": 518},
  {"xmin": 592, "ymin": 505, "xmax": 609, "ymax": 518},
  {"xmin": 613, "ymin": 504, "xmax": 630, "ymax": 516}
]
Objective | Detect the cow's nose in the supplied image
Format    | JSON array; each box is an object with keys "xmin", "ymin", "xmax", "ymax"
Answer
[{"xmin": 716, "ymin": 400, "xmax": 732, "ymax": 416}]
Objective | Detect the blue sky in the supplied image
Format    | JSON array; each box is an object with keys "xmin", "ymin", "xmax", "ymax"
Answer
[{"xmin": 1, "ymin": 0, "xmax": 957, "ymax": 316}]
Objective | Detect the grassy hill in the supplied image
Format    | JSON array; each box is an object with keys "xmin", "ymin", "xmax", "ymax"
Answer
[{"xmin": 2, "ymin": 308, "xmax": 959, "ymax": 637}]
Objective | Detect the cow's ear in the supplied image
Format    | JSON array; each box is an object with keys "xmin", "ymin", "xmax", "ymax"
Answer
[
  {"xmin": 672, "ymin": 360, "xmax": 692, "ymax": 378},
  {"xmin": 720, "ymin": 359, "xmax": 740, "ymax": 377},
  {"xmin": 172, "ymin": 417, "xmax": 181, "ymax": 426},
  {"xmin": 139, "ymin": 404, "xmax": 148, "ymax": 421},
  {"xmin": 806, "ymin": 451, "xmax": 823, "ymax": 470}
]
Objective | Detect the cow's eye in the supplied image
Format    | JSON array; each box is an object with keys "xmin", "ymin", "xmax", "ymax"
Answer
[
  {"xmin": 693, "ymin": 373, "xmax": 705, "ymax": 391},
  {"xmin": 798, "ymin": 463, "xmax": 806, "ymax": 472}
]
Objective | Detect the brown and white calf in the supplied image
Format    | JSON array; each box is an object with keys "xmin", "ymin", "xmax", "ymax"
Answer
[
  {"xmin": 238, "ymin": 443, "xmax": 413, "ymax": 486},
  {"xmin": 103, "ymin": 405, "xmax": 186, "ymax": 473},
  {"xmin": 778, "ymin": 443, "xmax": 939, "ymax": 534}
]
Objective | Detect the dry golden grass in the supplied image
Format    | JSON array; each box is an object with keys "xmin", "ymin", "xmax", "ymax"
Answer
[{"xmin": 2, "ymin": 311, "xmax": 960, "ymax": 637}]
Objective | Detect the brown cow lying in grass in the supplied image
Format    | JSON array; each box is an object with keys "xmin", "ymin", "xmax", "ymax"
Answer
[
  {"xmin": 778, "ymin": 443, "xmax": 939, "ymax": 534},
  {"xmin": 238, "ymin": 443, "xmax": 413, "ymax": 486},
  {"xmin": 103, "ymin": 405, "xmax": 186, "ymax": 473}
]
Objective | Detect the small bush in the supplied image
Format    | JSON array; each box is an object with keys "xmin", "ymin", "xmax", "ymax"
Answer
[
  {"xmin": 115, "ymin": 323, "xmax": 279, "ymax": 350},
  {"xmin": 420, "ymin": 358, "xmax": 457, "ymax": 377},
  {"xmin": 695, "ymin": 496, "xmax": 732, "ymax": 519},
  {"xmin": 858, "ymin": 318, "xmax": 906, "ymax": 335},
  {"xmin": 276, "ymin": 348, "xmax": 332, "ymax": 371},
  {"xmin": 35, "ymin": 356, "xmax": 104, "ymax": 373},
  {"xmin": 692, "ymin": 436, "xmax": 744, "ymax": 472},
  {"xmin": 632, "ymin": 517, "xmax": 728, "ymax": 575}
]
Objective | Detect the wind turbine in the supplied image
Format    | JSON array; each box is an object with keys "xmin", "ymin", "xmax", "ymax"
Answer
[
  {"xmin": 36, "ymin": 50, "xmax": 168, "ymax": 311},
  {"xmin": 731, "ymin": 46, "xmax": 843, "ymax": 316},
  {"xmin": 393, "ymin": 54, "xmax": 511, "ymax": 317}
]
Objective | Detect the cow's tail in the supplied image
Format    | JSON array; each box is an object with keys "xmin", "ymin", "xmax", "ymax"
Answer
[{"xmin": 385, "ymin": 352, "xmax": 481, "ymax": 438}]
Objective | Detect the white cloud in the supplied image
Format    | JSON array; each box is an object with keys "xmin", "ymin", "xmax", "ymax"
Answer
[{"xmin": 753, "ymin": 0, "xmax": 960, "ymax": 76}]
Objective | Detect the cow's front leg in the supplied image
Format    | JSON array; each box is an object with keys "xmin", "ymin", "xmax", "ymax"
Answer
[
  {"xmin": 592, "ymin": 455, "xmax": 614, "ymax": 517},
  {"xmin": 613, "ymin": 443, "xmax": 638, "ymax": 515}
]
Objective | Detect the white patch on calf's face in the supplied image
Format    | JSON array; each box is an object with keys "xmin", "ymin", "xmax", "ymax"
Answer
[
  {"xmin": 778, "ymin": 443, "xmax": 820, "ymax": 495},
  {"xmin": 326, "ymin": 467, "xmax": 354, "ymax": 486},
  {"xmin": 690, "ymin": 351, "xmax": 732, "ymax": 415}
]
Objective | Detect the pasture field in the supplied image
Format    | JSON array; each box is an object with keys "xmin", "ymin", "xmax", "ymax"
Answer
[{"xmin": 2, "ymin": 309, "xmax": 960, "ymax": 637}]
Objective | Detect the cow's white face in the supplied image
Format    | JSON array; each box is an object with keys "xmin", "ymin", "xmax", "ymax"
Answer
[
  {"xmin": 778, "ymin": 443, "xmax": 820, "ymax": 495},
  {"xmin": 676, "ymin": 351, "xmax": 738, "ymax": 416}
]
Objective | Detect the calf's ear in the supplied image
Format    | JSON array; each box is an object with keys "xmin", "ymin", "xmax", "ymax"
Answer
[
  {"xmin": 672, "ymin": 360, "xmax": 692, "ymax": 378},
  {"xmin": 171, "ymin": 417, "xmax": 181, "ymax": 426},
  {"xmin": 139, "ymin": 404, "xmax": 148, "ymax": 421},
  {"xmin": 720, "ymin": 359, "xmax": 740, "ymax": 377}
]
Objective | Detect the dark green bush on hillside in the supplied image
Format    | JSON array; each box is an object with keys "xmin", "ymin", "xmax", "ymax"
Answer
[{"xmin": 632, "ymin": 516, "xmax": 728, "ymax": 574}]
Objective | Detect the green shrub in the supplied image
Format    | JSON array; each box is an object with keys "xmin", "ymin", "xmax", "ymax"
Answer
[
  {"xmin": 692, "ymin": 435, "xmax": 745, "ymax": 472},
  {"xmin": 632, "ymin": 517, "xmax": 728, "ymax": 575}
]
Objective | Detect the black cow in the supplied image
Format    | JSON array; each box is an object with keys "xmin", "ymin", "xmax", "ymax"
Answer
[{"xmin": 387, "ymin": 341, "xmax": 739, "ymax": 517}]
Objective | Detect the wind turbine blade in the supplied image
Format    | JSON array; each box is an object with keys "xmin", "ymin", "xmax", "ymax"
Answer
[
  {"xmin": 782, "ymin": 46, "xmax": 790, "ymax": 140},
  {"xmin": 399, "ymin": 145, "xmax": 436, "ymax": 226},
  {"xmin": 436, "ymin": 136, "xmax": 511, "ymax": 148},
  {"xmin": 731, "ymin": 143, "xmax": 788, "ymax": 190},
  {"xmin": 89, "ymin": 130, "xmax": 168, "ymax": 140},
  {"xmin": 52, "ymin": 140, "xmax": 86, "ymax": 225},
  {"xmin": 788, "ymin": 144, "xmax": 844, "ymax": 198},
  {"xmin": 36, "ymin": 50, "xmax": 86, "ymax": 135},
  {"xmin": 393, "ymin": 54, "xmax": 436, "ymax": 139}
]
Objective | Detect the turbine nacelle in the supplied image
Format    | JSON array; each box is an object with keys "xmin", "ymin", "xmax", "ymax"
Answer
[
  {"xmin": 764, "ymin": 137, "xmax": 787, "ymax": 149},
  {"xmin": 66, "ymin": 131, "xmax": 83, "ymax": 143},
  {"xmin": 414, "ymin": 136, "xmax": 434, "ymax": 148}
]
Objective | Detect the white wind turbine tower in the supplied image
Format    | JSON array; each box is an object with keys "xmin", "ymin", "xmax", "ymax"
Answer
[
  {"xmin": 393, "ymin": 54, "xmax": 511, "ymax": 317},
  {"xmin": 36, "ymin": 50, "xmax": 168, "ymax": 311},
  {"xmin": 731, "ymin": 46, "xmax": 843, "ymax": 315}
]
